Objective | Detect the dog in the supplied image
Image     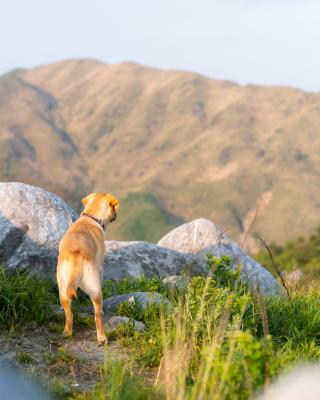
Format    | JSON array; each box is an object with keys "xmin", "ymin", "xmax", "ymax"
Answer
[{"xmin": 56, "ymin": 192, "xmax": 120, "ymax": 345}]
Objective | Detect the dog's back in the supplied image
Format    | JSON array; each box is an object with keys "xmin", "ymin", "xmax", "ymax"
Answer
[{"xmin": 57, "ymin": 218, "xmax": 105, "ymax": 299}]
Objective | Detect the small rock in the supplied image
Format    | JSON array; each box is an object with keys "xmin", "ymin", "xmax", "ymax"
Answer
[
  {"xmin": 103, "ymin": 291, "xmax": 171, "ymax": 313},
  {"xmin": 162, "ymin": 275, "xmax": 190, "ymax": 290},
  {"xmin": 105, "ymin": 316, "xmax": 146, "ymax": 333}
]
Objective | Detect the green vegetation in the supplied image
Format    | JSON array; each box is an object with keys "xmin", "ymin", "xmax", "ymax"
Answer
[
  {"xmin": 107, "ymin": 192, "xmax": 181, "ymax": 242},
  {"xmin": 103, "ymin": 275, "xmax": 170, "ymax": 298},
  {"xmin": 0, "ymin": 266, "xmax": 55, "ymax": 331},
  {"xmin": 73, "ymin": 358, "xmax": 159, "ymax": 400},
  {"xmin": 255, "ymin": 225, "xmax": 320, "ymax": 286},
  {"xmin": 80, "ymin": 257, "xmax": 320, "ymax": 399},
  {"xmin": 1, "ymin": 258, "xmax": 320, "ymax": 399}
]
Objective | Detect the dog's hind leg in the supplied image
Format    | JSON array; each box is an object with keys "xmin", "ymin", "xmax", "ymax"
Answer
[
  {"xmin": 60, "ymin": 296, "xmax": 73, "ymax": 337},
  {"xmin": 57, "ymin": 254, "xmax": 82, "ymax": 337},
  {"xmin": 92, "ymin": 295, "xmax": 107, "ymax": 345},
  {"xmin": 79, "ymin": 261, "xmax": 107, "ymax": 345}
]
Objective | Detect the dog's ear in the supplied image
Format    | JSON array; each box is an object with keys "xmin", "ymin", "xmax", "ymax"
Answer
[
  {"xmin": 111, "ymin": 199, "xmax": 119, "ymax": 208},
  {"xmin": 81, "ymin": 193, "xmax": 96, "ymax": 207},
  {"xmin": 108, "ymin": 196, "xmax": 120, "ymax": 209}
]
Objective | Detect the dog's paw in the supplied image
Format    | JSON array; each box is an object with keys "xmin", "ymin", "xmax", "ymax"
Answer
[
  {"xmin": 98, "ymin": 337, "xmax": 107, "ymax": 346},
  {"xmin": 63, "ymin": 329, "xmax": 72, "ymax": 337}
]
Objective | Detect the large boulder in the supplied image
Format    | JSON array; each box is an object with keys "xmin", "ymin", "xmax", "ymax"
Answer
[
  {"xmin": 103, "ymin": 241, "xmax": 204, "ymax": 280},
  {"xmin": 158, "ymin": 218, "xmax": 224, "ymax": 253},
  {"xmin": 157, "ymin": 218, "xmax": 279, "ymax": 295},
  {"xmin": 0, "ymin": 182, "xmax": 77, "ymax": 275}
]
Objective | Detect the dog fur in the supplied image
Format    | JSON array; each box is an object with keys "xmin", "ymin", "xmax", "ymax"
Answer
[{"xmin": 56, "ymin": 192, "xmax": 120, "ymax": 344}]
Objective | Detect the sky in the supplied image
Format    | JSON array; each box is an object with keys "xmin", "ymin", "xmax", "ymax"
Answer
[{"xmin": 1, "ymin": 0, "xmax": 320, "ymax": 92}]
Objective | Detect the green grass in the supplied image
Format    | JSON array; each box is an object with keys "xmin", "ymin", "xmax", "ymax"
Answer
[
  {"xmin": 0, "ymin": 266, "xmax": 56, "ymax": 331},
  {"xmin": 103, "ymin": 275, "xmax": 170, "ymax": 298},
  {"xmin": 94, "ymin": 259, "xmax": 320, "ymax": 399},
  {"xmin": 2, "ymin": 260, "xmax": 320, "ymax": 399},
  {"xmin": 73, "ymin": 358, "xmax": 161, "ymax": 400}
]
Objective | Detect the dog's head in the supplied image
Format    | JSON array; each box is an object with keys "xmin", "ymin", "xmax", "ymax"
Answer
[{"xmin": 81, "ymin": 192, "xmax": 120, "ymax": 224}]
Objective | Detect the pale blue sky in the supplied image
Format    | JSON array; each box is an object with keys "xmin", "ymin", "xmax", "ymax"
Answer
[{"xmin": 1, "ymin": 0, "xmax": 320, "ymax": 91}]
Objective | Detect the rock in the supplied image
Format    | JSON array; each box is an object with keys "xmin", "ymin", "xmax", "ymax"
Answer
[
  {"xmin": 103, "ymin": 291, "xmax": 171, "ymax": 313},
  {"xmin": 262, "ymin": 365, "xmax": 320, "ymax": 400},
  {"xmin": 285, "ymin": 269, "xmax": 302, "ymax": 285},
  {"xmin": 162, "ymin": 275, "xmax": 190, "ymax": 290},
  {"xmin": 103, "ymin": 241, "xmax": 205, "ymax": 280},
  {"xmin": 0, "ymin": 365, "xmax": 48, "ymax": 400},
  {"xmin": 105, "ymin": 316, "xmax": 146, "ymax": 333},
  {"xmin": 158, "ymin": 218, "xmax": 227, "ymax": 253},
  {"xmin": 158, "ymin": 218, "xmax": 280, "ymax": 295},
  {"xmin": 0, "ymin": 182, "xmax": 77, "ymax": 275},
  {"xmin": 196, "ymin": 244, "xmax": 278, "ymax": 295}
]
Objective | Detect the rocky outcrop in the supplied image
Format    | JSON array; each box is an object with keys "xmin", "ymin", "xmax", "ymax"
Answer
[
  {"xmin": 0, "ymin": 182, "xmax": 77, "ymax": 275},
  {"xmin": 157, "ymin": 218, "xmax": 279, "ymax": 295},
  {"xmin": 103, "ymin": 241, "xmax": 204, "ymax": 280},
  {"xmin": 0, "ymin": 183, "xmax": 279, "ymax": 296}
]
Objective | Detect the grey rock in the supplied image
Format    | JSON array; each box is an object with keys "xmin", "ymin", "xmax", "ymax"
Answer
[
  {"xmin": 158, "ymin": 218, "xmax": 280, "ymax": 295},
  {"xmin": 0, "ymin": 365, "xmax": 49, "ymax": 400},
  {"xmin": 105, "ymin": 316, "xmax": 146, "ymax": 333},
  {"xmin": 0, "ymin": 182, "xmax": 77, "ymax": 275},
  {"xmin": 103, "ymin": 291, "xmax": 170, "ymax": 313},
  {"xmin": 158, "ymin": 218, "xmax": 226, "ymax": 253},
  {"xmin": 196, "ymin": 243, "xmax": 278, "ymax": 295},
  {"xmin": 103, "ymin": 241, "xmax": 204, "ymax": 280},
  {"xmin": 162, "ymin": 275, "xmax": 190, "ymax": 290}
]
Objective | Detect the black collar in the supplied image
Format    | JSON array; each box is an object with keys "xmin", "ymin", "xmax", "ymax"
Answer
[{"xmin": 82, "ymin": 213, "xmax": 105, "ymax": 230}]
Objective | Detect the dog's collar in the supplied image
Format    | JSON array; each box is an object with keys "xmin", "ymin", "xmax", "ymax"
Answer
[{"xmin": 82, "ymin": 213, "xmax": 105, "ymax": 230}]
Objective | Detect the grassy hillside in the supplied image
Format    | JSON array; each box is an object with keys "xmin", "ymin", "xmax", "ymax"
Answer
[
  {"xmin": 255, "ymin": 225, "xmax": 320, "ymax": 286},
  {"xmin": 1, "ymin": 59, "xmax": 320, "ymax": 247},
  {"xmin": 107, "ymin": 192, "xmax": 182, "ymax": 242}
]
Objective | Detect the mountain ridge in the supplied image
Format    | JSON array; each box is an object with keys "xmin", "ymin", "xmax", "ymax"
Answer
[{"xmin": 1, "ymin": 59, "xmax": 320, "ymax": 249}]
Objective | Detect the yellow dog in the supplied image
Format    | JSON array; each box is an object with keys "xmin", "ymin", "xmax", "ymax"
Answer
[{"xmin": 57, "ymin": 192, "xmax": 120, "ymax": 344}]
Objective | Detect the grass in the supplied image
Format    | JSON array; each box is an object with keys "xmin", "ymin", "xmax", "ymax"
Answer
[
  {"xmin": 0, "ymin": 266, "xmax": 56, "ymax": 331},
  {"xmin": 1, "ymin": 260, "xmax": 320, "ymax": 399},
  {"xmin": 95, "ymin": 259, "xmax": 320, "ymax": 399},
  {"xmin": 73, "ymin": 358, "xmax": 160, "ymax": 400}
]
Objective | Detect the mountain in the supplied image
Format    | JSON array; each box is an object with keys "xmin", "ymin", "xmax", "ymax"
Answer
[{"xmin": 1, "ymin": 59, "xmax": 320, "ymax": 250}]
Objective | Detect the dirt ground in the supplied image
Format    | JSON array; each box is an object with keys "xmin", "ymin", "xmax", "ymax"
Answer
[{"xmin": 0, "ymin": 319, "xmax": 157, "ymax": 397}]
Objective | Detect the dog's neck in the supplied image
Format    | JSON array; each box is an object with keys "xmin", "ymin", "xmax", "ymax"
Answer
[{"xmin": 82, "ymin": 213, "xmax": 105, "ymax": 230}]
